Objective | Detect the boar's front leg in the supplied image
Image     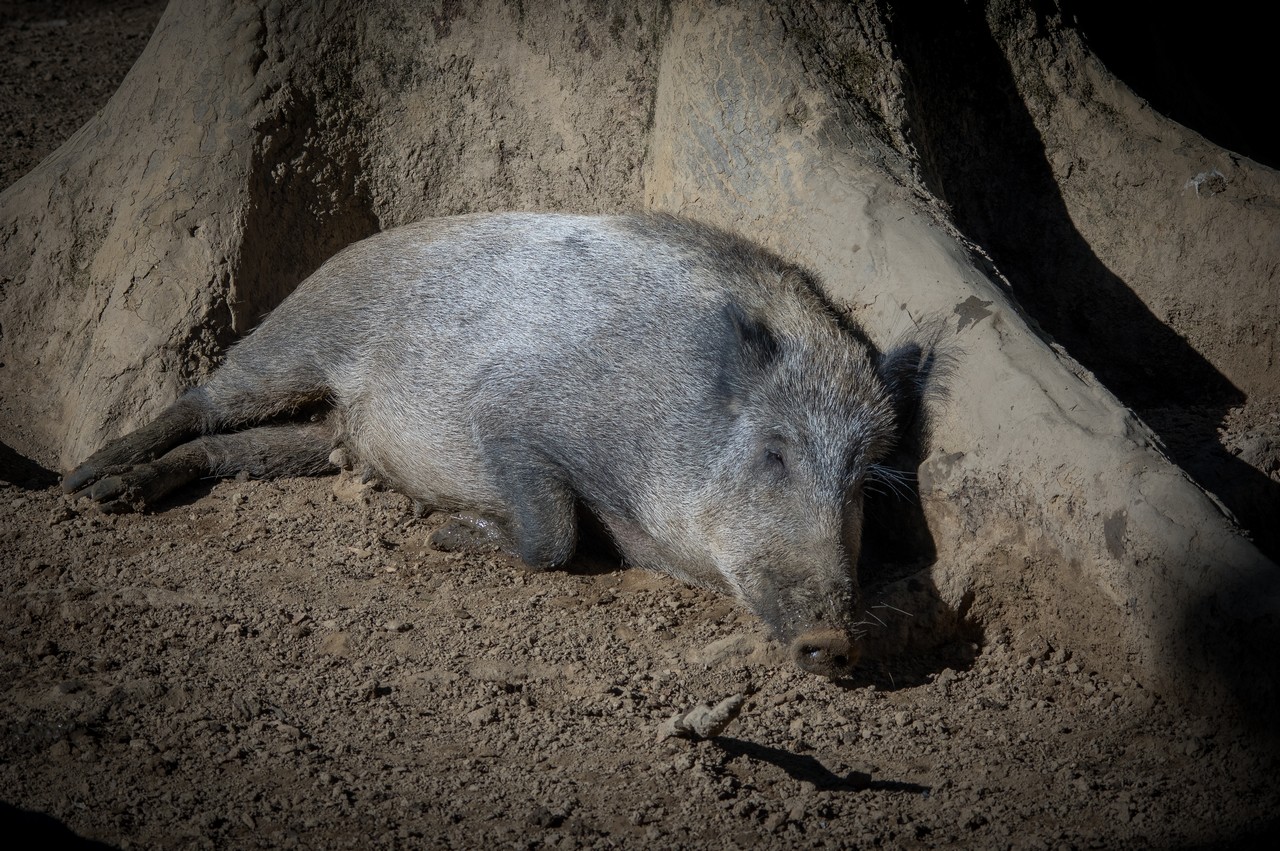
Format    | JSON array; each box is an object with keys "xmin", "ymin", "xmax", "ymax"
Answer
[
  {"xmin": 69, "ymin": 421, "xmax": 337, "ymax": 511},
  {"xmin": 493, "ymin": 444, "xmax": 580, "ymax": 569},
  {"xmin": 434, "ymin": 431, "xmax": 579, "ymax": 569},
  {"xmin": 426, "ymin": 497, "xmax": 577, "ymax": 568}
]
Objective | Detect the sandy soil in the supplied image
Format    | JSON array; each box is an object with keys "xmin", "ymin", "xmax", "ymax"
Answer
[
  {"xmin": 0, "ymin": 1, "xmax": 159, "ymax": 191},
  {"xmin": 2, "ymin": 3, "xmax": 1278, "ymax": 849},
  {"xmin": 3, "ymin": 474, "xmax": 1278, "ymax": 849}
]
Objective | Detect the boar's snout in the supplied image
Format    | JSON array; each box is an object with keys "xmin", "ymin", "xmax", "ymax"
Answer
[{"xmin": 790, "ymin": 628, "xmax": 858, "ymax": 678}]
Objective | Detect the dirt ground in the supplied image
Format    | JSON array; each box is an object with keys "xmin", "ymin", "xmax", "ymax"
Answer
[{"xmin": 2, "ymin": 3, "xmax": 1278, "ymax": 849}]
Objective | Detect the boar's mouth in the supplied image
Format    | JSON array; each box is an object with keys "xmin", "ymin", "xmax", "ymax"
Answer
[{"xmin": 790, "ymin": 627, "xmax": 859, "ymax": 678}]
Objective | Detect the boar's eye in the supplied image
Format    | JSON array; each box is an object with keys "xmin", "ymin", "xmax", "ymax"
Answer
[{"xmin": 762, "ymin": 437, "xmax": 788, "ymax": 476}]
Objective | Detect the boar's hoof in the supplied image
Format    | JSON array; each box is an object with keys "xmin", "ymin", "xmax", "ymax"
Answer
[
  {"xmin": 428, "ymin": 512, "xmax": 515, "ymax": 557},
  {"xmin": 791, "ymin": 628, "xmax": 858, "ymax": 678}
]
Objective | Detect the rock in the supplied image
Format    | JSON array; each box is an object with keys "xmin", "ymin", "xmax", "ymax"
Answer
[
  {"xmin": 331, "ymin": 475, "xmax": 371, "ymax": 506},
  {"xmin": 690, "ymin": 634, "xmax": 758, "ymax": 667},
  {"xmin": 659, "ymin": 694, "xmax": 745, "ymax": 741},
  {"xmin": 467, "ymin": 705, "xmax": 497, "ymax": 728},
  {"xmin": 48, "ymin": 504, "xmax": 75, "ymax": 525}
]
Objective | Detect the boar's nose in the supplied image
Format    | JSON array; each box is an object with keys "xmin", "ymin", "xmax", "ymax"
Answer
[{"xmin": 791, "ymin": 628, "xmax": 858, "ymax": 678}]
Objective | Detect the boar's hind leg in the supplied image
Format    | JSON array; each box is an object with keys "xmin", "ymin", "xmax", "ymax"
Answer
[
  {"xmin": 62, "ymin": 392, "xmax": 213, "ymax": 495},
  {"xmin": 72, "ymin": 421, "xmax": 336, "ymax": 511},
  {"xmin": 64, "ymin": 354, "xmax": 329, "ymax": 495}
]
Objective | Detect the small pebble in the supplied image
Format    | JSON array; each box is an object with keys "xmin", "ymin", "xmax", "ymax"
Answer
[
  {"xmin": 48, "ymin": 505, "xmax": 75, "ymax": 525},
  {"xmin": 467, "ymin": 705, "xmax": 497, "ymax": 727}
]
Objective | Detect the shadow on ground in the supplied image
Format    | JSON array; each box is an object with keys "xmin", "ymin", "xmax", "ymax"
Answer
[
  {"xmin": 1, "ymin": 802, "xmax": 117, "ymax": 849},
  {"xmin": 0, "ymin": 441, "xmax": 57, "ymax": 489},
  {"xmin": 714, "ymin": 738, "xmax": 931, "ymax": 794}
]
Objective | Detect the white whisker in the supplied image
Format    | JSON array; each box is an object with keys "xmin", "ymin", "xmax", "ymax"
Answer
[{"xmin": 867, "ymin": 463, "xmax": 916, "ymax": 502}]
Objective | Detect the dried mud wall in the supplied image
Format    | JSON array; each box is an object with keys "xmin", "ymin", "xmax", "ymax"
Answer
[
  {"xmin": 643, "ymin": 2, "xmax": 1277, "ymax": 721},
  {"xmin": 0, "ymin": 0, "xmax": 663, "ymax": 470},
  {"xmin": 889, "ymin": 0, "xmax": 1280, "ymax": 558}
]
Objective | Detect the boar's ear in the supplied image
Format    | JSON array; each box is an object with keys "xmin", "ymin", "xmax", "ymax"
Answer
[
  {"xmin": 717, "ymin": 303, "xmax": 781, "ymax": 402},
  {"xmin": 878, "ymin": 336, "xmax": 951, "ymax": 442},
  {"xmin": 878, "ymin": 342, "xmax": 930, "ymax": 434},
  {"xmin": 723, "ymin": 302, "xmax": 780, "ymax": 371}
]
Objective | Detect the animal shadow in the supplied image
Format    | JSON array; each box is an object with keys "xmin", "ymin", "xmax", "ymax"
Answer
[{"xmin": 713, "ymin": 738, "xmax": 931, "ymax": 795}]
